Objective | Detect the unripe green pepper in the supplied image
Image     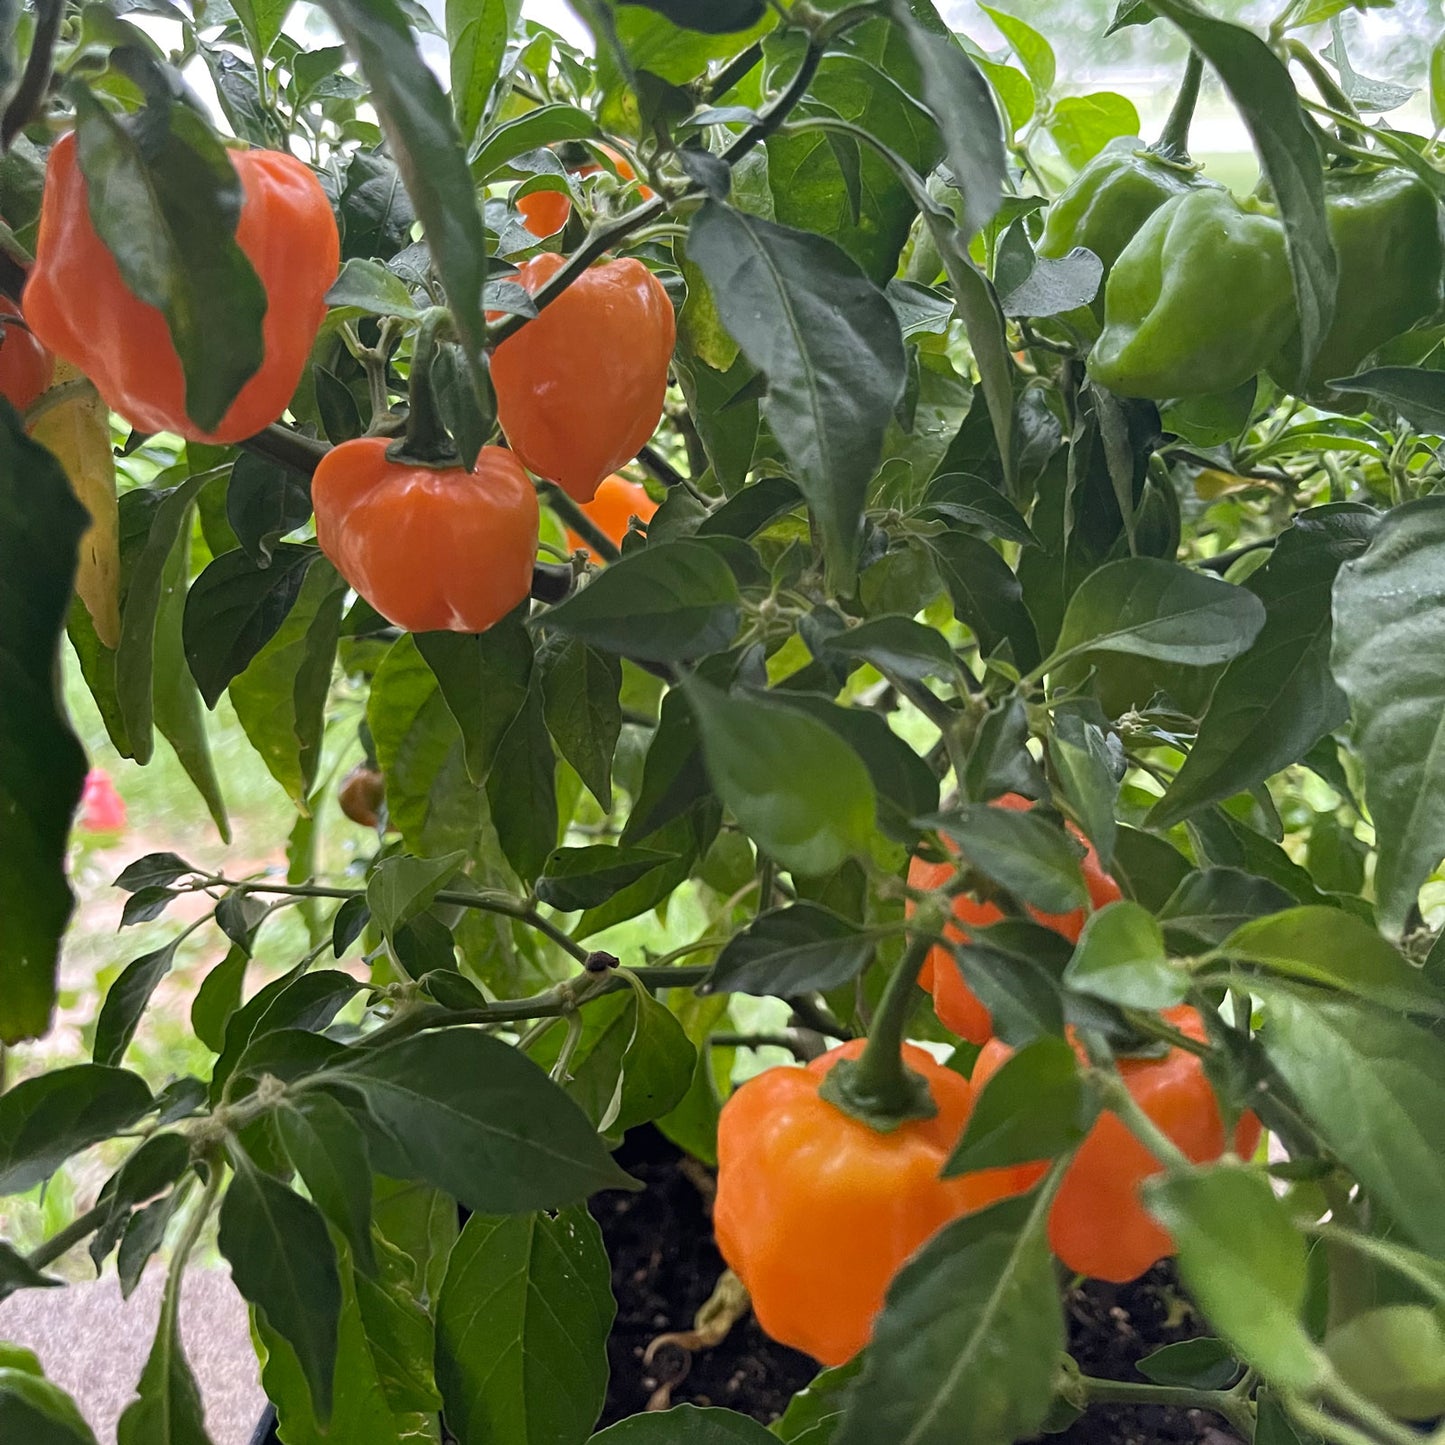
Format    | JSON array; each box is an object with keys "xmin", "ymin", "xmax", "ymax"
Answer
[
  {"xmin": 1089, "ymin": 189, "xmax": 1295, "ymax": 400},
  {"xmin": 1269, "ymin": 168, "xmax": 1444, "ymax": 403},
  {"xmin": 1038, "ymin": 50, "xmax": 1215, "ymax": 321},
  {"xmin": 1037, "ymin": 143, "xmax": 1214, "ymax": 300}
]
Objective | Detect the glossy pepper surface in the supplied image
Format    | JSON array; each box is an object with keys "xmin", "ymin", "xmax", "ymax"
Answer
[
  {"xmin": 1270, "ymin": 168, "xmax": 1444, "ymax": 403},
  {"xmin": 713, "ymin": 1038, "xmax": 1037, "ymax": 1365},
  {"xmin": 565, "ymin": 473, "xmax": 658, "ymax": 560},
  {"xmin": 1089, "ymin": 188, "xmax": 1294, "ymax": 399},
  {"xmin": 1038, "ymin": 139, "xmax": 1214, "ymax": 311},
  {"xmin": 491, "ymin": 252, "xmax": 675, "ymax": 503},
  {"xmin": 25, "ymin": 134, "xmax": 339, "ymax": 444},
  {"xmin": 908, "ymin": 793, "xmax": 1122, "ymax": 1045},
  {"xmin": 313, "ymin": 438, "xmax": 538, "ymax": 634},
  {"xmin": 974, "ymin": 1006, "xmax": 1262, "ymax": 1283},
  {"xmin": 0, "ymin": 298, "xmax": 52, "ymax": 411}
]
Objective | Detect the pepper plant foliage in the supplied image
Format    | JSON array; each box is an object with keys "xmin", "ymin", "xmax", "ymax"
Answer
[{"xmin": 9, "ymin": 0, "xmax": 1445, "ymax": 1438}]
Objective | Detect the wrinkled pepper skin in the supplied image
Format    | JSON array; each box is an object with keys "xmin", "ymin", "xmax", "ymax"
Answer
[
  {"xmin": 974, "ymin": 1007, "xmax": 1263, "ymax": 1283},
  {"xmin": 1089, "ymin": 188, "xmax": 1294, "ymax": 399},
  {"xmin": 313, "ymin": 439, "xmax": 539, "ymax": 634},
  {"xmin": 1038, "ymin": 140, "xmax": 1214, "ymax": 311},
  {"xmin": 908, "ymin": 793, "xmax": 1122, "ymax": 1045},
  {"xmin": 1270, "ymin": 169, "xmax": 1444, "ymax": 403},
  {"xmin": 26, "ymin": 133, "xmax": 339, "ymax": 444},
  {"xmin": 713, "ymin": 1039, "xmax": 1036, "ymax": 1365}
]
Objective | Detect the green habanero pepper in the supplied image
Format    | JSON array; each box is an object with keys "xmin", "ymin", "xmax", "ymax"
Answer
[
  {"xmin": 1038, "ymin": 51, "xmax": 1217, "ymax": 317},
  {"xmin": 1089, "ymin": 188, "xmax": 1295, "ymax": 400},
  {"xmin": 1269, "ymin": 167, "xmax": 1444, "ymax": 404}
]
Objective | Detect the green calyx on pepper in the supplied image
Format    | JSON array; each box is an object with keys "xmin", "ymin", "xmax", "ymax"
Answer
[
  {"xmin": 1268, "ymin": 167, "xmax": 1445, "ymax": 404},
  {"xmin": 1088, "ymin": 187, "xmax": 1296, "ymax": 400},
  {"xmin": 1037, "ymin": 50, "xmax": 1216, "ymax": 315}
]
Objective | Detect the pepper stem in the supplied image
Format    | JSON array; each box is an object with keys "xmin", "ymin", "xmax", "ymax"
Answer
[
  {"xmin": 1155, "ymin": 48, "xmax": 1204, "ymax": 158},
  {"xmin": 389, "ymin": 306, "xmax": 461, "ymax": 468},
  {"xmin": 817, "ymin": 931, "xmax": 938, "ymax": 1130}
]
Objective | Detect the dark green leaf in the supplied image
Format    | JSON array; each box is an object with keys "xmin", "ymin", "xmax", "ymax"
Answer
[
  {"xmin": 1259, "ymin": 990, "xmax": 1445, "ymax": 1257},
  {"xmin": 540, "ymin": 638, "xmax": 622, "ymax": 812},
  {"xmin": 0, "ymin": 409, "xmax": 90, "ymax": 1042},
  {"xmin": 771, "ymin": 1361, "xmax": 863, "ymax": 1444},
  {"xmin": 1158, "ymin": 868, "xmax": 1297, "ymax": 951},
  {"xmin": 688, "ymin": 201, "xmax": 907, "ymax": 592},
  {"xmin": 945, "ymin": 1035, "xmax": 1096, "ymax": 1175},
  {"xmin": 487, "ymin": 677, "xmax": 557, "ymax": 883},
  {"xmin": 118, "ymin": 1187, "xmax": 187, "ymax": 1299},
  {"xmin": 417, "ymin": 612, "xmax": 533, "ymax": 785},
  {"xmin": 277, "ymin": 1094, "xmax": 377, "ymax": 1276},
  {"xmin": 191, "ymin": 947, "xmax": 247, "ymax": 1053},
  {"xmin": 928, "ymin": 532, "xmax": 1040, "ymax": 668},
  {"xmin": 0, "ymin": 1064, "xmax": 152, "ymax": 1196},
  {"xmin": 325, "ymin": 255, "xmax": 423, "ymax": 319},
  {"xmin": 116, "ymin": 1277, "xmax": 213, "ymax": 1445},
  {"xmin": 229, "ymin": 559, "xmax": 346, "ymax": 808},
  {"xmin": 1330, "ymin": 366, "xmax": 1445, "ymax": 431},
  {"xmin": 1064, "ymin": 900, "xmax": 1186, "ymax": 1009},
  {"xmin": 1220, "ymin": 908, "xmax": 1432, "ymax": 1010},
  {"xmin": 543, "ymin": 541, "xmax": 740, "ymax": 662},
  {"xmin": 835, "ymin": 1191, "xmax": 1062, "ymax": 1445},
  {"xmin": 705, "ymin": 903, "xmax": 876, "ymax": 996},
  {"xmin": 0, "ymin": 1244, "xmax": 61, "ymax": 1306},
  {"xmin": 1145, "ymin": 1165, "xmax": 1324, "ymax": 1390},
  {"xmin": 922, "ymin": 473, "xmax": 1036, "ymax": 547},
  {"xmin": 0, "ymin": 1358, "xmax": 100, "ymax": 1443},
  {"xmin": 1150, "ymin": 506, "xmax": 1376, "ymax": 828},
  {"xmin": 928, "ymin": 803, "xmax": 1087, "ymax": 913},
  {"xmin": 536, "ymin": 846, "xmax": 678, "ymax": 912},
  {"xmin": 94, "ymin": 938, "xmax": 183, "ymax": 1067},
  {"xmin": 219, "ymin": 1158, "xmax": 341, "ymax": 1422},
  {"xmin": 619, "ymin": 0, "xmax": 766, "ymax": 32},
  {"xmin": 1048, "ymin": 709, "xmax": 1120, "ymax": 866},
  {"xmin": 819, "ymin": 615, "xmax": 954, "ymax": 682},
  {"xmin": 448, "ymin": 0, "xmax": 520, "ymax": 146},
  {"xmin": 469, "ymin": 104, "xmax": 599, "ymax": 180},
  {"xmin": 1053, "ymin": 558, "xmax": 1266, "ymax": 669},
  {"xmin": 89, "ymin": 1133, "xmax": 192, "ymax": 1272},
  {"xmin": 591, "ymin": 1404, "xmax": 776, "ymax": 1441},
  {"xmin": 891, "ymin": 6, "xmax": 1005, "ymax": 242},
  {"xmin": 1137, "ymin": 1338, "xmax": 1240, "ymax": 1390},
  {"xmin": 316, "ymin": 1029, "xmax": 637, "ymax": 1212},
  {"xmin": 226, "ymin": 453, "xmax": 315, "ymax": 566},
  {"xmin": 114, "ymin": 853, "xmax": 198, "ymax": 892},
  {"xmin": 1331, "ymin": 495, "xmax": 1445, "ymax": 933},
  {"xmin": 436, "ymin": 1207, "xmax": 614, "ymax": 1445},
  {"xmin": 686, "ymin": 679, "xmax": 877, "ymax": 876},
  {"xmin": 366, "ymin": 851, "xmax": 467, "ymax": 943},
  {"xmin": 318, "ymin": 0, "xmax": 490, "ymax": 403},
  {"xmin": 72, "ymin": 88, "xmax": 267, "ymax": 432},
  {"xmin": 183, "ymin": 543, "xmax": 318, "ymax": 708}
]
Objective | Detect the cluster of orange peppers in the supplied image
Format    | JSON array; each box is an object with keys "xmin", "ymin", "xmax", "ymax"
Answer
[
  {"xmin": 714, "ymin": 794, "xmax": 1261, "ymax": 1366},
  {"xmin": 16, "ymin": 131, "xmax": 671, "ymax": 638}
]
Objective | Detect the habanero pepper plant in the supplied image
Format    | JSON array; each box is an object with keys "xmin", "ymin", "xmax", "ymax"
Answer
[{"xmin": 5, "ymin": 1, "xmax": 1445, "ymax": 1443}]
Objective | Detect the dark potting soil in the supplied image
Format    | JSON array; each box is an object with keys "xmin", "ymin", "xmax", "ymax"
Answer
[{"xmin": 592, "ymin": 1125, "xmax": 1246, "ymax": 1443}]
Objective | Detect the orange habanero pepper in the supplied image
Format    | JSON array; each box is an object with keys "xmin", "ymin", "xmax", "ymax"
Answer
[
  {"xmin": 491, "ymin": 252, "xmax": 675, "ymax": 503},
  {"xmin": 0, "ymin": 298, "xmax": 52, "ymax": 411},
  {"xmin": 313, "ymin": 438, "xmax": 538, "ymax": 635},
  {"xmin": 973, "ymin": 1005, "xmax": 1263, "ymax": 1283},
  {"xmin": 713, "ymin": 1038, "xmax": 1037, "ymax": 1366},
  {"xmin": 25, "ymin": 133, "xmax": 339, "ymax": 444},
  {"xmin": 518, "ymin": 144, "xmax": 656, "ymax": 238},
  {"xmin": 908, "ymin": 792, "xmax": 1122, "ymax": 1044},
  {"xmin": 565, "ymin": 473, "xmax": 658, "ymax": 560}
]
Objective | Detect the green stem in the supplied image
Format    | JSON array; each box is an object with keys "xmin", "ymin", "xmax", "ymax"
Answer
[
  {"xmin": 1286, "ymin": 39, "xmax": 1365, "ymax": 143},
  {"xmin": 391, "ymin": 307, "xmax": 460, "ymax": 467},
  {"xmin": 239, "ymin": 423, "xmax": 330, "ymax": 478},
  {"xmin": 818, "ymin": 932, "xmax": 937, "ymax": 1127},
  {"xmin": 25, "ymin": 1201, "xmax": 113, "ymax": 1272},
  {"xmin": 1155, "ymin": 48, "xmax": 1204, "ymax": 157},
  {"xmin": 1085, "ymin": 1061, "xmax": 1191, "ymax": 1170},
  {"xmin": 2, "ymin": 0, "xmax": 63, "ymax": 150},
  {"xmin": 541, "ymin": 481, "xmax": 621, "ymax": 562},
  {"xmin": 551, "ymin": 1011, "xmax": 585, "ymax": 1083},
  {"xmin": 1322, "ymin": 1377, "xmax": 1427, "ymax": 1445},
  {"xmin": 1287, "ymin": 1396, "xmax": 1393, "ymax": 1445},
  {"xmin": 1077, "ymin": 1374, "xmax": 1255, "ymax": 1436}
]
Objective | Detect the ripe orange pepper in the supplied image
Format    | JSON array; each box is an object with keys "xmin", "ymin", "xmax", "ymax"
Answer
[
  {"xmin": 0, "ymin": 298, "xmax": 52, "ymax": 411},
  {"xmin": 565, "ymin": 473, "xmax": 658, "ymax": 560},
  {"xmin": 518, "ymin": 144, "xmax": 656, "ymax": 238},
  {"xmin": 491, "ymin": 252, "xmax": 675, "ymax": 503},
  {"xmin": 312, "ymin": 438, "xmax": 538, "ymax": 634},
  {"xmin": 908, "ymin": 793, "xmax": 1122, "ymax": 1044},
  {"xmin": 973, "ymin": 1006, "xmax": 1263, "ymax": 1283},
  {"xmin": 713, "ymin": 1038, "xmax": 1038, "ymax": 1365},
  {"xmin": 25, "ymin": 133, "xmax": 339, "ymax": 444}
]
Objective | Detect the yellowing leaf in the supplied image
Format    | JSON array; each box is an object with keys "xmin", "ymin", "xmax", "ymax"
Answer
[{"xmin": 30, "ymin": 362, "xmax": 120, "ymax": 648}]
